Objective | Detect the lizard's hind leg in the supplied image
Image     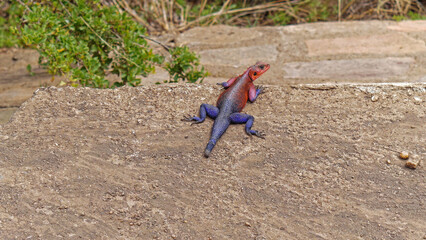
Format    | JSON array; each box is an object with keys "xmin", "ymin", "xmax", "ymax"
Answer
[
  {"xmin": 182, "ymin": 104, "xmax": 219, "ymax": 124},
  {"xmin": 229, "ymin": 113, "xmax": 265, "ymax": 138}
]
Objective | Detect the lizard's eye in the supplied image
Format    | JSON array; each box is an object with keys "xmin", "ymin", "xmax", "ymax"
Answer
[
  {"xmin": 259, "ymin": 65, "xmax": 264, "ymax": 70},
  {"xmin": 253, "ymin": 72, "xmax": 257, "ymax": 76}
]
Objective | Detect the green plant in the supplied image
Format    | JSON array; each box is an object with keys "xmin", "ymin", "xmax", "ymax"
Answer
[
  {"xmin": 306, "ymin": 0, "xmax": 331, "ymax": 22},
  {"xmin": 165, "ymin": 46, "xmax": 208, "ymax": 83},
  {"xmin": 393, "ymin": 11, "xmax": 426, "ymax": 21},
  {"xmin": 408, "ymin": 11, "xmax": 426, "ymax": 20},
  {"xmin": 17, "ymin": 0, "xmax": 164, "ymax": 88},
  {"xmin": 15, "ymin": 0, "xmax": 206, "ymax": 88},
  {"xmin": 268, "ymin": 12, "xmax": 292, "ymax": 25},
  {"xmin": 0, "ymin": 2, "xmax": 25, "ymax": 48},
  {"xmin": 392, "ymin": 15, "xmax": 406, "ymax": 21},
  {"xmin": 26, "ymin": 64, "xmax": 34, "ymax": 76}
]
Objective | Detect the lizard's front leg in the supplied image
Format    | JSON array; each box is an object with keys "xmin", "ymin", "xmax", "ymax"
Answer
[
  {"xmin": 248, "ymin": 85, "xmax": 265, "ymax": 102},
  {"xmin": 217, "ymin": 76, "xmax": 237, "ymax": 88},
  {"xmin": 229, "ymin": 113, "xmax": 265, "ymax": 138},
  {"xmin": 182, "ymin": 103, "xmax": 219, "ymax": 124}
]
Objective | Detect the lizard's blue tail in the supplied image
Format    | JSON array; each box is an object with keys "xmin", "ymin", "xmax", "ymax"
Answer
[
  {"xmin": 204, "ymin": 140, "xmax": 216, "ymax": 158},
  {"xmin": 204, "ymin": 117, "xmax": 230, "ymax": 158}
]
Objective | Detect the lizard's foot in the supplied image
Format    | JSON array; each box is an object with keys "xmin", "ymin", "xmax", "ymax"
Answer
[
  {"xmin": 246, "ymin": 129, "xmax": 266, "ymax": 139},
  {"xmin": 181, "ymin": 115, "xmax": 204, "ymax": 125},
  {"xmin": 256, "ymin": 85, "xmax": 266, "ymax": 94},
  {"xmin": 216, "ymin": 82, "xmax": 229, "ymax": 88},
  {"xmin": 181, "ymin": 114, "xmax": 193, "ymax": 122}
]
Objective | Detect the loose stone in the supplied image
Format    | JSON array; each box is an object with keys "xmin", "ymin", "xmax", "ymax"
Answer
[
  {"xmin": 413, "ymin": 96, "xmax": 422, "ymax": 104},
  {"xmin": 405, "ymin": 155, "xmax": 421, "ymax": 169},
  {"xmin": 399, "ymin": 151, "xmax": 409, "ymax": 160}
]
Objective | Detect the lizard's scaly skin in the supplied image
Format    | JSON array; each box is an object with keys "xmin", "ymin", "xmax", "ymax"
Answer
[{"xmin": 183, "ymin": 62, "xmax": 270, "ymax": 157}]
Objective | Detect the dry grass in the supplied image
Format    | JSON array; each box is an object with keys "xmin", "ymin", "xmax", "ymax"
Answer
[
  {"xmin": 105, "ymin": 0, "xmax": 424, "ymax": 34},
  {"xmin": 342, "ymin": 0, "xmax": 425, "ymax": 19}
]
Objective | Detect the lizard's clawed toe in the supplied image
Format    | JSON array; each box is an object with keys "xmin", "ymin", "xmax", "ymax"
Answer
[
  {"xmin": 182, "ymin": 115, "xmax": 204, "ymax": 125},
  {"xmin": 256, "ymin": 131, "xmax": 266, "ymax": 139},
  {"xmin": 181, "ymin": 114, "xmax": 194, "ymax": 122},
  {"xmin": 247, "ymin": 130, "xmax": 266, "ymax": 139},
  {"xmin": 256, "ymin": 85, "xmax": 266, "ymax": 94},
  {"xmin": 190, "ymin": 121, "xmax": 203, "ymax": 125}
]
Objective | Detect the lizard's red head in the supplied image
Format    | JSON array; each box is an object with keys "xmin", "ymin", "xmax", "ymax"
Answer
[{"xmin": 248, "ymin": 62, "xmax": 270, "ymax": 81}]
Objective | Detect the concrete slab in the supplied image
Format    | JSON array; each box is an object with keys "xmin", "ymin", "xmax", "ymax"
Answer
[
  {"xmin": 283, "ymin": 57, "xmax": 415, "ymax": 81},
  {"xmin": 174, "ymin": 21, "xmax": 426, "ymax": 83},
  {"xmin": 177, "ymin": 25, "xmax": 264, "ymax": 50},
  {"xmin": 279, "ymin": 20, "xmax": 394, "ymax": 36},
  {"xmin": 0, "ymin": 108, "xmax": 17, "ymax": 124},
  {"xmin": 0, "ymin": 48, "xmax": 60, "ymax": 107},
  {"xmin": 306, "ymin": 33, "xmax": 426, "ymax": 56},
  {"xmin": 199, "ymin": 45, "xmax": 278, "ymax": 67},
  {"xmin": 387, "ymin": 20, "xmax": 426, "ymax": 32}
]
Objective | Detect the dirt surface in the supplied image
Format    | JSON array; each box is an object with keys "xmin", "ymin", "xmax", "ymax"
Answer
[
  {"xmin": 0, "ymin": 84, "xmax": 425, "ymax": 239},
  {"xmin": 1, "ymin": 20, "xmax": 426, "ymax": 239}
]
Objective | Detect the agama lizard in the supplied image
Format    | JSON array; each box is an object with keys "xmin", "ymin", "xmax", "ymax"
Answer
[{"xmin": 183, "ymin": 62, "xmax": 270, "ymax": 158}]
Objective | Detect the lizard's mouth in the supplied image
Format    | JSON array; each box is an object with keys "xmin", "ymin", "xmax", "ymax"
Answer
[{"xmin": 249, "ymin": 74, "xmax": 255, "ymax": 82}]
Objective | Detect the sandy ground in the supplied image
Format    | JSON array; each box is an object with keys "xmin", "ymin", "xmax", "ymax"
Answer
[
  {"xmin": 0, "ymin": 21, "xmax": 425, "ymax": 239},
  {"xmin": 0, "ymin": 83, "xmax": 425, "ymax": 239}
]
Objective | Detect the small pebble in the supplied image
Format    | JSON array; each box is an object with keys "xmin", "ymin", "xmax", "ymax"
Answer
[
  {"xmin": 399, "ymin": 151, "xmax": 409, "ymax": 160},
  {"xmin": 386, "ymin": 159, "xmax": 391, "ymax": 165},
  {"xmin": 413, "ymin": 96, "xmax": 422, "ymax": 104},
  {"xmin": 371, "ymin": 95, "xmax": 379, "ymax": 102},
  {"xmin": 405, "ymin": 155, "xmax": 421, "ymax": 169},
  {"xmin": 0, "ymin": 135, "xmax": 9, "ymax": 140},
  {"xmin": 245, "ymin": 222, "xmax": 252, "ymax": 227}
]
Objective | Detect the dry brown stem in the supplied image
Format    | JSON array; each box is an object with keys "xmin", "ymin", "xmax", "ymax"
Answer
[{"xmin": 111, "ymin": 0, "xmax": 425, "ymax": 34}]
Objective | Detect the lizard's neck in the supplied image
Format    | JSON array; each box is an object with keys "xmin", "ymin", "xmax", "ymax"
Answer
[{"xmin": 242, "ymin": 69, "xmax": 254, "ymax": 82}]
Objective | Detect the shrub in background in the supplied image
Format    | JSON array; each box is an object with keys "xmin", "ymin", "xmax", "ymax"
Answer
[
  {"xmin": 13, "ymin": 0, "xmax": 207, "ymax": 88},
  {"xmin": 166, "ymin": 46, "xmax": 207, "ymax": 83},
  {"xmin": 0, "ymin": 2, "xmax": 24, "ymax": 47}
]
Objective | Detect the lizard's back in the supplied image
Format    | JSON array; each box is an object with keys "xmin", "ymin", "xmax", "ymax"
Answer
[{"xmin": 217, "ymin": 77, "xmax": 251, "ymax": 114}]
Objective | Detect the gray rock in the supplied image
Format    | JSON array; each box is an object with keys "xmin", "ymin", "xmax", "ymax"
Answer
[
  {"xmin": 306, "ymin": 33, "xmax": 426, "ymax": 56},
  {"xmin": 199, "ymin": 45, "xmax": 278, "ymax": 67},
  {"xmin": 283, "ymin": 57, "xmax": 414, "ymax": 80},
  {"xmin": 387, "ymin": 20, "xmax": 426, "ymax": 32}
]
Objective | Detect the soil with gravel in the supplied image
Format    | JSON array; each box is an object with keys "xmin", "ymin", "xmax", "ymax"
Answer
[
  {"xmin": 0, "ymin": 83, "xmax": 425, "ymax": 239},
  {"xmin": 0, "ymin": 20, "xmax": 425, "ymax": 239}
]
